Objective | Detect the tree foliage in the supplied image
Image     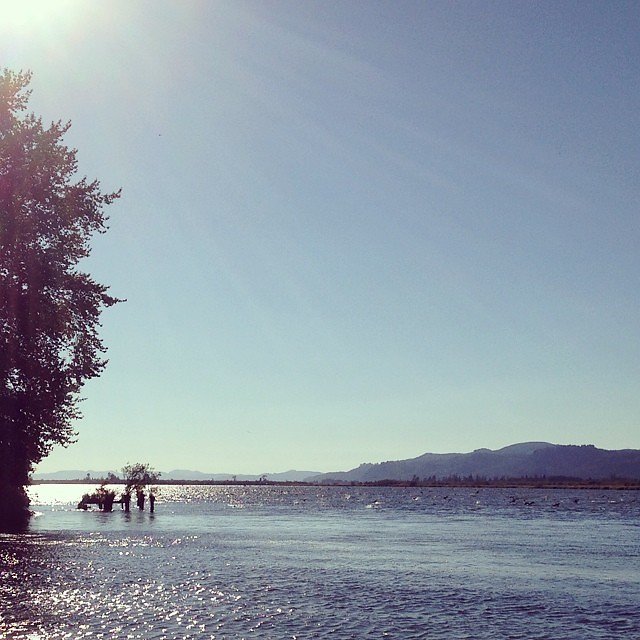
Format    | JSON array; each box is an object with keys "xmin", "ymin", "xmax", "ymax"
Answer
[
  {"xmin": 0, "ymin": 69, "xmax": 120, "ymax": 527},
  {"xmin": 121, "ymin": 463, "xmax": 159, "ymax": 493}
]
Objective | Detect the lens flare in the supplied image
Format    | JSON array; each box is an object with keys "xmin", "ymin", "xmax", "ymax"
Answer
[{"xmin": 3, "ymin": 0, "xmax": 80, "ymax": 32}]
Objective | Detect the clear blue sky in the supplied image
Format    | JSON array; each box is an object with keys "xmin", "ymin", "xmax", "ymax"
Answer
[{"xmin": 3, "ymin": 1, "xmax": 639, "ymax": 474}]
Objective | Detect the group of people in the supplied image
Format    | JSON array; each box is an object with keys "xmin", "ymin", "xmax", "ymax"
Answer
[
  {"xmin": 121, "ymin": 489, "xmax": 155, "ymax": 512},
  {"xmin": 77, "ymin": 486, "xmax": 157, "ymax": 512}
]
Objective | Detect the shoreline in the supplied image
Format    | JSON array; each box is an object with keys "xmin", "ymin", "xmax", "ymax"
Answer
[{"xmin": 30, "ymin": 478, "xmax": 640, "ymax": 490}]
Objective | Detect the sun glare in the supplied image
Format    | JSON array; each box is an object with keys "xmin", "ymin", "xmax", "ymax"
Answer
[{"xmin": 3, "ymin": 0, "xmax": 80, "ymax": 32}]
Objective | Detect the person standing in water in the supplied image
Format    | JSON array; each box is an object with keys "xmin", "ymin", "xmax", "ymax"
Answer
[{"xmin": 149, "ymin": 491, "xmax": 155, "ymax": 513}]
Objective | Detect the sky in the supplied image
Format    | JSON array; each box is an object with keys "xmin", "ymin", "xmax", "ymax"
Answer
[{"xmin": 2, "ymin": 0, "xmax": 639, "ymax": 475}]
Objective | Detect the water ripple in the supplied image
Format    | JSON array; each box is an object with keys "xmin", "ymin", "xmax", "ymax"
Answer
[{"xmin": 1, "ymin": 486, "xmax": 638, "ymax": 639}]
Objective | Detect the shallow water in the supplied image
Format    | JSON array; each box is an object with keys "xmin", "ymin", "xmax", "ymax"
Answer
[{"xmin": 1, "ymin": 485, "xmax": 639, "ymax": 639}]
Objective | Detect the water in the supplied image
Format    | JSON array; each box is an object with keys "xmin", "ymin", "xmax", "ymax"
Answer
[{"xmin": 1, "ymin": 485, "xmax": 639, "ymax": 639}]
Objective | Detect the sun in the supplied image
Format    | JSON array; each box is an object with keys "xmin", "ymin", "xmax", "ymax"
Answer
[{"xmin": 2, "ymin": 0, "xmax": 80, "ymax": 32}]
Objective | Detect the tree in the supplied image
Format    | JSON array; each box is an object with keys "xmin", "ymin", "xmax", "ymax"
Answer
[
  {"xmin": 0, "ymin": 69, "xmax": 121, "ymax": 529},
  {"xmin": 121, "ymin": 462, "xmax": 159, "ymax": 494}
]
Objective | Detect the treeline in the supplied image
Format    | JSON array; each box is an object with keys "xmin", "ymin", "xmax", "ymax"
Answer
[
  {"xmin": 32, "ymin": 475, "xmax": 640, "ymax": 489},
  {"xmin": 317, "ymin": 475, "xmax": 640, "ymax": 489},
  {"xmin": 31, "ymin": 477, "xmax": 316, "ymax": 486}
]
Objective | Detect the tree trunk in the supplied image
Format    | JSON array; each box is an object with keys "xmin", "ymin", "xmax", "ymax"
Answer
[{"xmin": 0, "ymin": 439, "xmax": 32, "ymax": 532}]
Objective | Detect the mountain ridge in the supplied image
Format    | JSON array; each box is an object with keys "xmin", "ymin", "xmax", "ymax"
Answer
[
  {"xmin": 309, "ymin": 442, "xmax": 640, "ymax": 482},
  {"xmin": 32, "ymin": 469, "xmax": 320, "ymax": 482},
  {"xmin": 31, "ymin": 443, "xmax": 640, "ymax": 483}
]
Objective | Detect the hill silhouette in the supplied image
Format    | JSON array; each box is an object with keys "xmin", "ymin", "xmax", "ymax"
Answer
[
  {"xmin": 32, "ymin": 469, "xmax": 319, "ymax": 483},
  {"xmin": 309, "ymin": 443, "xmax": 640, "ymax": 483}
]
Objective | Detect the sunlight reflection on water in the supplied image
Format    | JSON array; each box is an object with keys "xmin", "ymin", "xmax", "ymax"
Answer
[{"xmin": 1, "ymin": 485, "xmax": 639, "ymax": 639}]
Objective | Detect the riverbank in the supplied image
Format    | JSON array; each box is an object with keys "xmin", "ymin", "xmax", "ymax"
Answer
[{"xmin": 30, "ymin": 477, "xmax": 640, "ymax": 489}]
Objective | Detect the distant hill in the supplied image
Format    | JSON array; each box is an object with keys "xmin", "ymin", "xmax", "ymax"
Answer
[
  {"xmin": 32, "ymin": 470, "xmax": 119, "ymax": 481},
  {"xmin": 31, "ymin": 444, "xmax": 640, "ymax": 484},
  {"xmin": 161, "ymin": 469, "xmax": 319, "ymax": 482},
  {"xmin": 309, "ymin": 443, "xmax": 640, "ymax": 483},
  {"xmin": 32, "ymin": 469, "xmax": 319, "ymax": 482}
]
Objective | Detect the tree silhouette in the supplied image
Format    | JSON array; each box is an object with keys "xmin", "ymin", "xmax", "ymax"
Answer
[
  {"xmin": 0, "ymin": 69, "xmax": 121, "ymax": 529},
  {"xmin": 121, "ymin": 462, "xmax": 159, "ymax": 494}
]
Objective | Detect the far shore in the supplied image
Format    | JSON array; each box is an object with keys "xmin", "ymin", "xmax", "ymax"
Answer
[{"xmin": 30, "ymin": 478, "xmax": 640, "ymax": 490}]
